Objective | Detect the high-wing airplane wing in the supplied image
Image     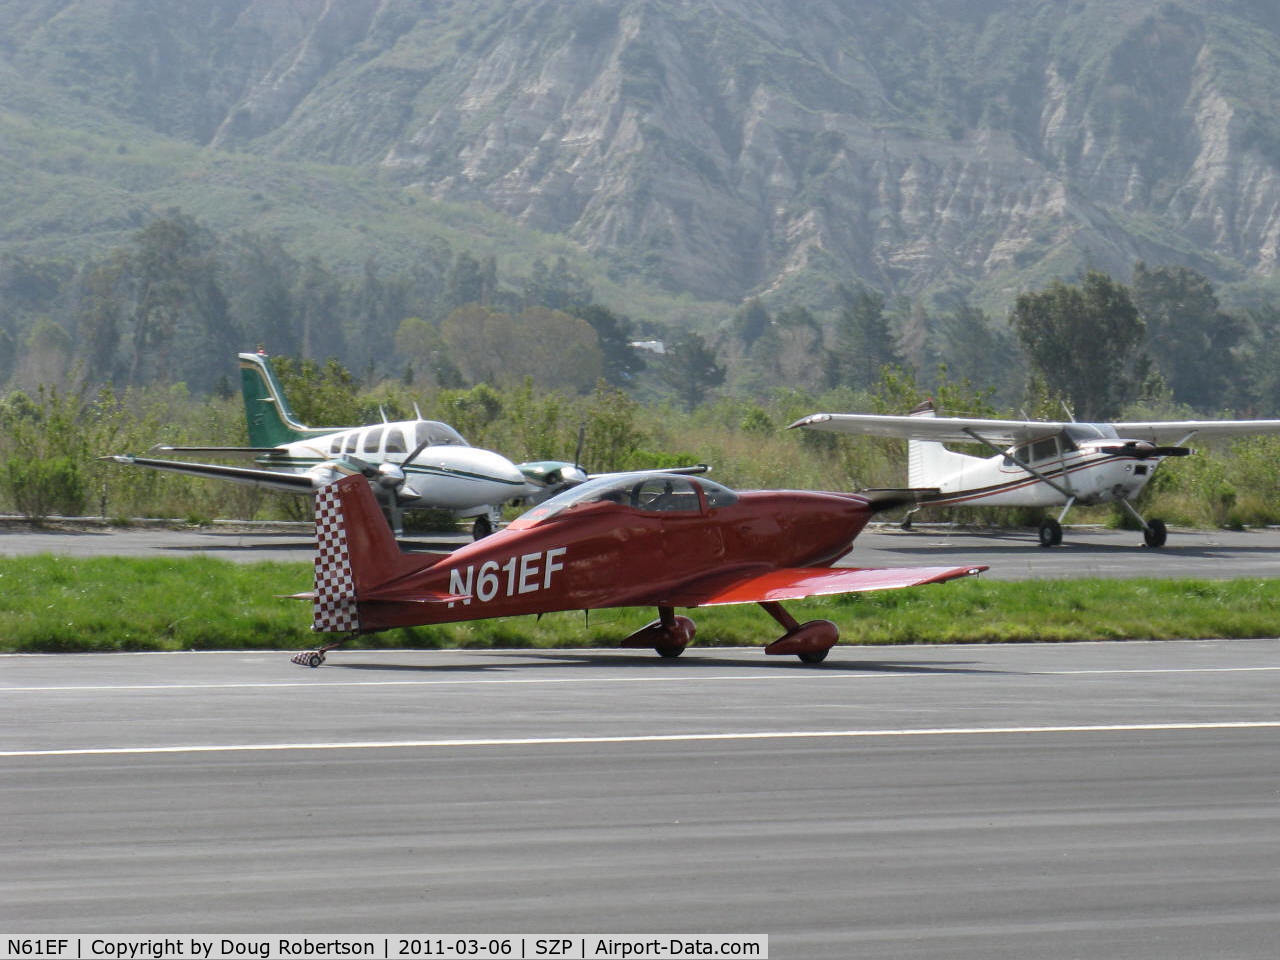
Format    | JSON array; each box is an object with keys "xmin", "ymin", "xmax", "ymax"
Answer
[
  {"xmin": 653, "ymin": 564, "xmax": 986, "ymax": 607},
  {"xmin": 99, "ymin": 454, "xmax": 322, "ymax": 493},
  {"xmin": 1111, "ymin": 419, "xmax": 1280, "ymax": 443},
  {"xmin": 788, "ymin": 412, "xmax": 1068, "ymax": 445},
  {"xmin": 791, "ymin": 412, "xmax": 1280, "ymax": 446}
]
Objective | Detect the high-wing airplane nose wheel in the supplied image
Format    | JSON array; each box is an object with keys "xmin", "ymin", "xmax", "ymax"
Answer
[
  {"xmin": 1038, "ymin": 518, "xmax": 1063, "ymax": 547},
  {"xmin": 1120, "ymin": 499, "xmax": 1167, "ymax": 548}
]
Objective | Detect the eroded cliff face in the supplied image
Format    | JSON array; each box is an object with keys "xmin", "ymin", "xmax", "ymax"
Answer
[{"xmin": 5, "ymin": 0, "xmax": 1279, "ymax": 304}]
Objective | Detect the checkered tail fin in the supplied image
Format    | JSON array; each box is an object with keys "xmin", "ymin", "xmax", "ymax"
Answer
[{"xmin": 311, "ymin": 474, "xmax": 423, "ymax": 633}]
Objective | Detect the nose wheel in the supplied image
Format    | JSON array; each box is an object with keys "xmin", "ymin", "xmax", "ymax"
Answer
[{"xmin": 760, "ymin": 602, "xmax": 838, "ymax": 664}]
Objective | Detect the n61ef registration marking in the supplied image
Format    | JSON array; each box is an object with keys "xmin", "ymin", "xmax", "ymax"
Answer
[{"xmin": 449, "ymin": 547, "xmax": 567, "ymax": 606}]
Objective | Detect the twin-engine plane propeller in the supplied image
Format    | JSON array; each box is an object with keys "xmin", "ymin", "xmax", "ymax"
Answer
[
  {"xmin": 289, "ymin": 470, "xmax": 985, "ymax": 667},
  {"xmin": 791, "ymin": 400, "xmax": 1280, "ymax": 547}
]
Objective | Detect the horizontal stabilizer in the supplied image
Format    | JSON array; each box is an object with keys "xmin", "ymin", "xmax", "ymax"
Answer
[
  {"xmin": 858, "ymin": 488, "xmax": 942, "ymax": 512},
  {"xmin": 662, "ymin": 564, "xmax": 986, "ymax": 607},
  {"xmin": 360, "ymin": 591, "xmax": 471, "ymax": 606}
]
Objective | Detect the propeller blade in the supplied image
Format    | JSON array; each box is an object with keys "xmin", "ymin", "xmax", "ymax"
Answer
[
  {"xmin": 331, "ymin": 455, "xmax": 379, "ymax": 477},
  {"xmin": 403, "ymin": 434, "xmax": 435, "ymax": 469},
  {"xmin": 1099, "ymin": 442, "xmax": 1193, "ymax": 459}
]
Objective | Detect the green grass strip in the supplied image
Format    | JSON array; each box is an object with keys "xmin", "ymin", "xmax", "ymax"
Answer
[{"xmin": 1, "ymin": 556, "xmax": 1278, "ymax": 653}]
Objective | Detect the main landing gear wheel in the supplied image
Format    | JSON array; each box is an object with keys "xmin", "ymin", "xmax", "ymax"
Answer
[
  {"xmin": 655, "ymin": 643, "xmax": 686, "ymax": 659},
  {"xmin": 290, "ymin": 650, "xmax": 326, "ymax": 668},
  {"xmin": 797, "ymin": 649, "xmax": 829, "ymax": 664},
  {"xmin": 1144, "ymin": 518, "xmax": 1168, "ymax": 548},
  {"xmin": 472, "ymin": 514, "xmax": 493, "ymax": 539},
  {"xmin": 1038, "ymin": 518, "xmax": 1063, "ymax": 547}
]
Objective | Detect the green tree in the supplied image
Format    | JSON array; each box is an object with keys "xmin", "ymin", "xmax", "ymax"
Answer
[
  {"xmin": 1010, "ymin": 272, "xmax": 1145, "ymax": 420},
  {"xmin": 659, "ymin": 332, "xmax": 726, "ymax": 410},
  {"xmin": 446, "ymin": 251, "xmax": 498, "ymax": 310},
  {"xmin": 1131, "ymin": 262, "xmax": 1244, "ymax": 413},
  {"xmin": 571, "ymin": 303, "xmax": 645, "ymax": 385},
  {"xmin": 120, "ymin": 211, "xmax": 232, "ymax": 392},
  {"xmin": 827, "ymin": 285, "xmax": 898, "ymax": 389},
  {"xmin": 934, "ymin": 300, "xmax": 1019, "ymax": 403},
  {"xmin": 583, "ymin": 382, "xmax": 644, "ymax": 470},
  {"xmin": 293, "ymin": 256, "xmax": 343, "ymax": 361},
  {"xmin": 0, "ymin": 386, "xmax": 90, "ymax": 519},
  {"xmin": 269, "ymin": 356, "xmax": 366, "ymax": 426},
  {"xmin": 523, "ymin": 256, "xmax": 593, "ymax": 313}
]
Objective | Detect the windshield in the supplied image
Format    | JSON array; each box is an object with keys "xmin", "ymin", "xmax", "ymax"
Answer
[
  {"xmin": 509, "ymin": 473, "xmax": 738, "ymax": 529},
  {"xmin": 413, "ymin": 420, "xmax": 468, "ymax": 448},
  {"xmin": 1064, "ymin": 423, "xmax": 1119, "ymax": 442}
]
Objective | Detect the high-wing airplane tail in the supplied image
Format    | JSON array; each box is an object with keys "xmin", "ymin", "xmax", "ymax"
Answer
[
  {"xmin": 906, "ymin": 399, "xmax": 978, "ymax": 489},
  {"xmin": 238, "ymin": 351, "xmax": 339, "ymax": 447}
]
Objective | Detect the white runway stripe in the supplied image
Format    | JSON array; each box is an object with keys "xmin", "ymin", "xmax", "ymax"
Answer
[
  {"xmin": 4, "ymin": 664, "xmax": 1280, "ymax": 693},
  {"xmin": 4, "ymin": 720, "xmax": 1279, "ymax": 758}
]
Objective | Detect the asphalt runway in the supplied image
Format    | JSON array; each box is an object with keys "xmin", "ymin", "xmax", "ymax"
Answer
[
  {"xmin": 3, "ymin": 522, "xmax": 1280, "ymax": 579},
  {"xmin": 4, "ymin": 641, "xmax": 1280, "ymax": 957}
]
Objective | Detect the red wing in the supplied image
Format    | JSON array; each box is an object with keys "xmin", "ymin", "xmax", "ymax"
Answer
[{"xmin": 661, "ymin": 565, "xmax": 986, "ymax": 607}]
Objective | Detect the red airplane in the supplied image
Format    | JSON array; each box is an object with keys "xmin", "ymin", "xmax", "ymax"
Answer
[{"xmin": 291, "ymin": 471, "xmax": 986, "ymax": 667}]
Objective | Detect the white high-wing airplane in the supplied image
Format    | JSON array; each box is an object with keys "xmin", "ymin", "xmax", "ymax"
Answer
[
  {"xmin": 103, "ymin": 352, "xmax": 593, "ymax": 537},
  {"xmin": 791, "ymin": 400, "xmax": 1280, "ymax": 547}
]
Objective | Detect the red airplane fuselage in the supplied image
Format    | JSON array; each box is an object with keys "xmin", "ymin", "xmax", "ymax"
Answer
[{"xmin": 353, "ymin": 489, "xmax": 872, "ymax": 632}]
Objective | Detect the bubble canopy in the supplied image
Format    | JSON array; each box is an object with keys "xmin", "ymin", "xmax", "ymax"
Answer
[{"xmin": 509, "ymin": 472, "xmax": 738, "ymax": 529}]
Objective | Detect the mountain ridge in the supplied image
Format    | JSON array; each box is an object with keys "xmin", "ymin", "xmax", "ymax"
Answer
[{"xmin": 3, "ymin": 0, "xmax": 1279, "ymax": 311}]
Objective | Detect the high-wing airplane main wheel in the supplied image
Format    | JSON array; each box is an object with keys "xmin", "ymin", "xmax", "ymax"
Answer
[
  {"xmin": 1143, "ymin": 518, "xmax": 1168, "ymax": 548},
  {"xmin": 307, "ymin": 652, "xmax": 325, "ymax": 668},
  {"xmin": 655, "ymin": 643, "xmax": 686, "ymax": 658},
  {"xmin": 1038, "ymin": 518, "xmax": 1062, "ymax": 547},
  {"xmin": 797, "ymin": 649, "xmax": 829, "ymax": 664},
  {"xmin": 472, "ymin": 514, "xmax": 493, "ymax": 539}
]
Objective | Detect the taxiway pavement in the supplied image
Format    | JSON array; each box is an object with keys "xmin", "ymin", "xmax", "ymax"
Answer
[
  {"xmin": 4, "ymin": 641, "xmax": 1280, "ymax": 957},
  {"xmin": 2, "ymin": 523, "xmax": 1279, "ymax": 579}
]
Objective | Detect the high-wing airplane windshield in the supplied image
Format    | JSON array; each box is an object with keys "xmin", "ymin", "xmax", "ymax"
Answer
[
  {"xmin": 1064, "ymin": 423, "xmax": 1120, "ymax": 442},
  {"xmin": 414, "ymin": 421, "xmax": 468, "ymax": 448}
]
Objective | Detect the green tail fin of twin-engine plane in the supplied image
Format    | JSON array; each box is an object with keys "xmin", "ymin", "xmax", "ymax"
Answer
[{"xmin": 237, "ymin": 351, "xmax": 337, "ymax": 448}]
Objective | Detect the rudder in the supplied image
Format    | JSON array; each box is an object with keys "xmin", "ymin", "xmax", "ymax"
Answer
[
  {"xmin": 311, "ymin": 475, "xmax": 426, "ymax": 633},
  {"xmin": 906, "ymin": 399, "xmax": 974, "ymax": 489},
  {"xmin": 238, "ymin": 351, "xmax": 331, "ymax": 447}
]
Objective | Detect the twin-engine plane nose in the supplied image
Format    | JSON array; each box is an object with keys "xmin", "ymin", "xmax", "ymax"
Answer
[{"xmin": 450, "ymin": 447, "xmax": 529, "ymax": 493}]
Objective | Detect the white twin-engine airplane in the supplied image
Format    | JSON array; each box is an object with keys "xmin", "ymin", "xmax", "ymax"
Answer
[
  {"xmin": 104, "ymin": 352, "xmax": 599, "ymax": 537},
  {"xmin": 791, "ymin": 400, "xmax": 1280, "ymax": 547}
]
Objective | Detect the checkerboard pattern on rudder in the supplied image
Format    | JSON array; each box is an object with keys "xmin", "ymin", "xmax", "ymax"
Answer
[{"xmin": 312, "ymin": 484, "xmax": 359, "ymax": 632}]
